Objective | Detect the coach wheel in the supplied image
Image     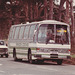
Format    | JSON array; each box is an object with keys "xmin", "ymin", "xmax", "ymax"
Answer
[
  {"xmin": 13, "ymin": 49, "xmax": 17, "ymax": 61},
  {"xmin": 28, "ymin": 49, "xmax": 33, "ymax": 64},
  {"xmin": 1, "ymin": 55, "xmax": 3, "ymax": 57},
  {"xmin": 57, "ymin": 59, "xmax": 63, "ymax": 65},
  {"xmin": 28, "ymin": 50, "xmax": 32, "ymax": 63},
  {"xmin": 37, "ymin": 60, "xmax": 44, "ymax": 64},
  {"xmin": 5, "ymin": 54, "xmax": 8, "ymax": 58}
]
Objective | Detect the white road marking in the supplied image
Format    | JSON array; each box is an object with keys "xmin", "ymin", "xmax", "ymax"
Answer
[
  {"xmin": 0, "ymin": 70, "xmax": 5, "ymax": 73},
  {"xmin": 13, "ymin": 74, "xmax": 33, "ymax": 75},
  {"xmin": 0, "ymin": 64, "xmax": 5, "ymax": 73},
  {"xmin": 0, "ymin": 64, "xmax": 2, "ymax": 66}
]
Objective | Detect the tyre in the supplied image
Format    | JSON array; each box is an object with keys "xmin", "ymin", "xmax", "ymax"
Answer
[
  {"xmin": 13, "ymin": 48, "xmax": 17, "ymax": 61},
  {"xmin": 57, "ymin": 59, "xmax": 63, "ymax": 65},
  {"xmin": 5, "ymin": 54, "xmax": 8, "ymax": 58},
  {"xmin": 1, "ymin": 55, "xmax": 3, "ymax": 57},
  {"xmin": 28, "ymin": 49, "xmax": 34, "ymax": 64},
  {"xmin": 36, "ymin": 60, "xmax": 44, "ymax": 64}
]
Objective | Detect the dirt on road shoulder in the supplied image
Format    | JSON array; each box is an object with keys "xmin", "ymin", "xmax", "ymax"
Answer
[{"xmin": 63, "ymin": 54, "xmax": 75, "ymax": 65}]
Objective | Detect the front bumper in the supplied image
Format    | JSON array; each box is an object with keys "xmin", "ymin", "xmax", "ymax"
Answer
[
  {"xmin": 0, "ymin": 52, "xmax": 8, "ymax": 55},
  {"xmin": 32, "ymin": 54, "xmax": 71, "ymax": 60}
]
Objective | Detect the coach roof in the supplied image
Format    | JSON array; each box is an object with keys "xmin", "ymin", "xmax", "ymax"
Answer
[{"xmin": 12, "ymin": 20, "xmax": 69, "ymax": 27}]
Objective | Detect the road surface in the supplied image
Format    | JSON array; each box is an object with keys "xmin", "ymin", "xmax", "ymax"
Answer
[{"xmin": 0, "ymin": 57, "xmax": 75, "ymax": 75}]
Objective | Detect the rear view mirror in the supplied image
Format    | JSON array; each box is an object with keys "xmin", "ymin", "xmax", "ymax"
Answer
[{"xmin": 34, "ymin": 30, "xmax": 37, "ymax": 35}]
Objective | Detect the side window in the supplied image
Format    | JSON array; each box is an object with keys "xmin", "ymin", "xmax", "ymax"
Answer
[
  {"xmin": 29, "ymin": 25, "xmax": 36, "ymax": 39},
  {"xmin": 24, "ymin": 26, "xmax": 30, "ymax": 39},
  {"xmin": 19, "ymin": 26, "xmax": 25, "ymax": 39},
  {"xmin": 34, "ymin": 25, "xmax": 39, "ymax": 42},
  {"xmin": 11, "ymin": 27, "xmax": 15, "ymax": 39},
  {"xmin": 14, "ymin": 26, "xmax": 20, "ymax": 39}
]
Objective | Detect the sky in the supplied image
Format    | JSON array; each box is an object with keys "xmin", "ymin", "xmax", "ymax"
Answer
[
  {"xmin": 73, "ymin": 0, "xmax": 75, "ymax": 6},
  {"xmin": 55, "ymin": 0, "xmax": 75, "ymax": 6}
]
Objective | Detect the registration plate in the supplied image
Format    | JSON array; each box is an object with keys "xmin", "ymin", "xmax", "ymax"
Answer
[{"xmin": 50, "ymin": 54, "xmax": 58, "ymax": 58}]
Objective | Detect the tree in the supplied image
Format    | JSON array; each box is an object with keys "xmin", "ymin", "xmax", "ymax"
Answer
[{"xmin": 0, "ymin": 0, "xmax": 75, "ymax": 53}]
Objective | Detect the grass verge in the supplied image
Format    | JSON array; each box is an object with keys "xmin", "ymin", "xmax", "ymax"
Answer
[{"xmin": 63, "ymin": 54, "xmax": 75, "ymax": 65}]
